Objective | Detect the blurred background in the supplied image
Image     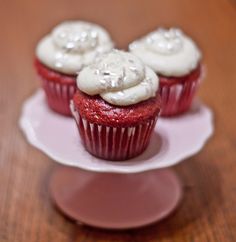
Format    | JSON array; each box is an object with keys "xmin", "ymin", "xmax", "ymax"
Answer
[{"xmin": 0, "ymin": 0, "xmax": 236, "ymax": 241}]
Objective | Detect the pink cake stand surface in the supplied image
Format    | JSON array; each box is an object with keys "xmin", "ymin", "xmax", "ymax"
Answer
[{"xmin": 19, "ymin": 90, "xmax": 214, "ymax": 229}]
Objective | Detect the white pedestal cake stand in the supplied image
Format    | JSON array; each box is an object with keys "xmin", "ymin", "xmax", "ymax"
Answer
[{"xmin": 19, "ymin": 90, "xmax": 213, "ymax": 229}]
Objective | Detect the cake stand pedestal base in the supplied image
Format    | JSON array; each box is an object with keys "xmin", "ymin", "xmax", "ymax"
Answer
[{"xmin": 49, "ymin": 166, "xmax": 183, "ymax": 229}]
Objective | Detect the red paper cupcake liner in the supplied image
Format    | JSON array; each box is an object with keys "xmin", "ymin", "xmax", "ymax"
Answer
[
  {"xmin": 159, "ymin": 67, "xmax": 204, "ymax": 116},
  {"xmin": 159, "ymin": 78, "xmax": 199, "ymax": 116},
  {"xmin": 41, "ymin": 78, "xmax": 77, "ymax": 116},
  {"xmin": 70, "ymin": 101, "xmax": 158, "ymax": 161}
]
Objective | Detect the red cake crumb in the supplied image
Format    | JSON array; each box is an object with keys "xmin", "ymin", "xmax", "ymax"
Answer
[
  {"xmin": 73, "ymin": 90, "xmax": 162, "ymax": 127},
  {"xmin": 34, "ymin": 58, "xmax": 76, "ymax": 85}
]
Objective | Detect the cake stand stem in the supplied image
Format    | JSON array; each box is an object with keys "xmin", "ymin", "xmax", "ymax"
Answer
[{"xmin": 49, "ymin": 165, "xmax": 183, "ymax": 229}]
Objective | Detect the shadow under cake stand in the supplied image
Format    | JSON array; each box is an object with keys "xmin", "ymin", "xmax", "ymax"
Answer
[{"xmin": 19, "ymin": 90, "xmax": 214, "ymax": 229}]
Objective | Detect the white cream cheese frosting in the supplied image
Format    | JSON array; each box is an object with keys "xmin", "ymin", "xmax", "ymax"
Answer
[
  {"xmin": 129, "ymin": 28, "xmax": 202, "ymax": 77},
  {"xmin": 36, "ymin": 21, "xmax": 114, "ymax": 75},
  {"xmin": 77, "ymin": 50, "xmax": 159, "ymax": 106}
]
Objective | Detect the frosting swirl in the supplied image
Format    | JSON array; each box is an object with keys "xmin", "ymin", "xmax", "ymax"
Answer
[
  {"xmin": 36, "ymin": 21, "xmax": 114, "ymax": 74},
  {"xmin": 77, "ymin": 50, "xmax": 159, "ymax": 106},
  {"xmin": 129, "ymin": 28, "xmax": 201, "ymax": 77}
]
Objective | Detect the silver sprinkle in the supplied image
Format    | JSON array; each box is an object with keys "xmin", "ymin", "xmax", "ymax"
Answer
[
  {"xmin": 129, "ymin": 66, "xmax": 137, "ymax": 71},
  {"xmin": 91, "ymin": 30, "xmax": 98, "ymax": 38},
  {"xmin": 103, "ymin": 71, "xmax": 111, "ymax": 76},
  {"xmin": 94, "ymin": 69, "xmax": 100, "ymax": 75},
  {"xmin": 66, "ymin": 42, "xmax": 75, "ymax": 49},
  {"xmin": 117, "ymin": 91, "xmax": 125, "ymax": 96},
  {"xmin": 81, "ymin": 31, "xmax": 88, "ymax": 38}
]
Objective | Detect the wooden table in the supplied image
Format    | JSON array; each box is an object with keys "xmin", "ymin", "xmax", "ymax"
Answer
[{"xmin": 1, "ymin": 0, "xmax": 236, "ymax": 241}]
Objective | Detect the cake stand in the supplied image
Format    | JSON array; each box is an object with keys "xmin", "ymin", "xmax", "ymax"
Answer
[{"xmin": 19, "ymin": 90, "xmax": 214, "ymax": 229}]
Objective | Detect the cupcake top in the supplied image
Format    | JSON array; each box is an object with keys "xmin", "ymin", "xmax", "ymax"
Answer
[
  {"xmin": 77, "ymin": 49, "xmax": 159, "ymax": 106},
  {"xmin": 129, "ymin": 28, "xmax": 201, "ymax": 77},
  {"xmin": 36, "ymin": 21, "xmax": 114, "ymax": 75}
]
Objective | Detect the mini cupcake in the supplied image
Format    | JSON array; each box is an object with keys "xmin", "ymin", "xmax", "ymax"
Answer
[
  {"xmin": 129, "ymin": 28, "xmax": 202, "ymax": 116},
  {"xmin": 35, "ymin": 21, "xmax": 114, "ymax": 116},
  {"xmin": 71, "ymin": 50, "xmax": 161, "ymax": 161}
]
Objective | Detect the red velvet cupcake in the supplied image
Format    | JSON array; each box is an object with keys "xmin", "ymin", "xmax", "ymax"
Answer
[
  {"xmin": 129, "ymin": 28, "xmax": 203, "ymax": 116},
  {"xmin": 71, "ymin": 50, "xmax": 161, "ymax": 161},
  {"xmin": 35, "ymin": 21, "xmax": 114, "ymax": 116}
]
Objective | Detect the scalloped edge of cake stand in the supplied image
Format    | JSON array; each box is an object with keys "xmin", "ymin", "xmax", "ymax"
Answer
[{"xmin": 19, "ymin": 90, "xmax": 214, "ymax": 174}]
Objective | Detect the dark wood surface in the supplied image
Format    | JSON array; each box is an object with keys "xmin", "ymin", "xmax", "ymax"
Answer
[{"xmin": 1, "ymin": 0, "xmax": 236, "ymax": 241}]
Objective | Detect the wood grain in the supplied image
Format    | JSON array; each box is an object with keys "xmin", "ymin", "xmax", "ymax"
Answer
[{"xmin": 0, "ymin": 0, "xmax": 236, "ymax": 241}]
